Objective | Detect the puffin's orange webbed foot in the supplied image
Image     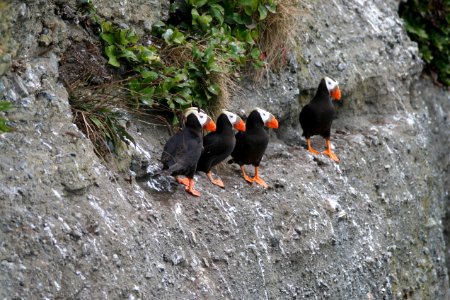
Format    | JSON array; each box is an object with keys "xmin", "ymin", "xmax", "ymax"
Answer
[
  {"xmin": 252, "ymin": 166, "xmax": 268, "ymax": 189},
  {"xmin": 308, "ymin": 148, "xmax": 320, "ymax": 155},
  {"xmin": 185, "ymin": 178, "xmax": 201, "ymax": 197},
  {"xmin": 323, "ymin": 138, "xmax": 339, "ymax": 162},
  {"xmin": 207, "ymin": 172, "xmax": 225, "ymax": 188},
  {"xmin": 306, "ymin": 138, "xmax": 319, "ymax": 155},
  {"xmin": 186, "ymin": 187, "xmax": 201, "ymax": 197},
  {"xmin": 240, "ymin": 166, "xmax": 254, "ymax": 184},
  {"xmin": 253, "ymin": 176, "xmax": 268, "ymax": 189},
  {"xmin": 322, "ymin": 149, "xmax": 339, "ymax": 162},
  {"xmin": 176, "ymin": 176, "xmax": 190, "ymax": 187}
]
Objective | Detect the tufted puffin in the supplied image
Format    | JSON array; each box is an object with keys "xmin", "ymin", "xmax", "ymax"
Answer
[
  {"xmin": 229, "ymin": 108, "xmax": 279, "ymax": 189},
  {"xmin": 299, "ymin": 77, "xmax": 341, "ymax": 162},
  {"xmin": 196, "ymin": 110, "xmax": 246, "ymax": 188},
  {"xmin": 161, "ymin": 107, "xmax": 216, "ymax": 197}
]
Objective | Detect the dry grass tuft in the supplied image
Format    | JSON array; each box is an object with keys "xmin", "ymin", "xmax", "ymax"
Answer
[
  {"xmin": 254, "ymin": 0, "xmax": 301, "ymax": 81},
  {"xmin": 208, "ymin": 72, "xmax": 241, "ymax": 117},
  {"xmin": 159, "ymin": 42, "xmax": 194, "ymax": 68},
  {"xmin": 69, "ymin": 84, "xmax": 131, "ymax": 156},
  {"xmin": 61, "ymin": 40, "xmax": 143, "ymax": 157}
]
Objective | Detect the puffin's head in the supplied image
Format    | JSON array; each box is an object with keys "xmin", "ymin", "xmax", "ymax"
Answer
[
  {"xmin": 324, "ymin": 76, "xmax": 341, "ymax": 101},
  {"xmin": 255, "ymin": 107, "xmax": 279, "ymax": 129},
  {"xmin": 221, "ymin": 110, "xmax": 246, "ymax": 131},
  {"xmin": 184, "ymin": 107, "xmax": 216, "ymax": 131}
]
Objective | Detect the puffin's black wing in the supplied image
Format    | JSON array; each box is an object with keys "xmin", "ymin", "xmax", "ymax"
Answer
[
  {"xmin": 230, "ymin": 131, "xmax": 250, "ymax": 165},
  {"xmin": 202, "ymin": 132, "xmax": 221, "ymax": 154},
  {"xmin": 175, "ymin": 134, "xmax": 202, "ymax": 177},
  {"xmin": 197, "ymin": 132, "xmax": 228, "ymax": 172},
  {"xmin": 299, "ymin": 104, "xmax": 318, "ymax": 138},
  {"xmin": 233, "ymin": 128, "xmax": 270, "ymax": 166},
  {"xmin": 161, "ymin": 131, "xmax": 183, "ymax": 169},
  {"xmin": 196, "ymin": 133, "xmax": 218, "ymax": 172},
  {"xmin": 161, "ymin": 130, "xmax": 203, "ymax": 178}
]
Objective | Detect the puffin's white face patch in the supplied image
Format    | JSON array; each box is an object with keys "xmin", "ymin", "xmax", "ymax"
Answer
[
  {"xmin": 196, "ymin": 111, "xmax": 209, "ymax": 126},
  {"xmin": 222, "ymin": 110, "xmax": 238, "ymax": 125},
  {"xmin": 185, "ymin": 107, "xmax": 209, "ymax": 126},
  {"xmin": 324, "ymin": 76, "xmax": 339, "ymax": 91},
  {"xmin": 255, "ymin": 107, "xmax": 272, "ymax": 123}
]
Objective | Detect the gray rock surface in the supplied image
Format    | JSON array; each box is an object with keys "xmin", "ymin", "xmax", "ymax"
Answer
[{"xmin": 1, "ymin": 0, "xmax": 449, "ymax": 299}]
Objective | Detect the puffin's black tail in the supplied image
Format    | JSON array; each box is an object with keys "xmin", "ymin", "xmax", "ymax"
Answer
[
  {"xmin": 166, "ymin": 163, "xmax": 184, "ymax": 175},
  {"xmin": 135, "ymin": 166, "xmax": 165, "ymax": 182},
  {"xmin": 151, "ymin": 169, "xmax": 164, "ymax": 176}
]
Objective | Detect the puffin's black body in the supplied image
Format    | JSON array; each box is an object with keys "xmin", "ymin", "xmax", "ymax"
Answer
[
  {"xmin": 231, "ymin": 110, "xmax": 269, "ymax": 167},
  {"xmin": 197, "ymin": 114, "xmax": 236, "ymax": 174},
  {"xmin": 161, "ymin": 114, "xmax": 203, "ymax": 179},
  {"xmin": 299, "ymin": 77, "xmax": 341, "ymax": 162},
  {"xmin": 161, "ymin": 108, "xmax": 217, "ymax": 197},
  {"xmin": 229, "ymin": 108, "xmax": 278, "ymax": 189},
  {"xmin": 299, "ymin": 79, "xmax": 335, "ymax": 139}
]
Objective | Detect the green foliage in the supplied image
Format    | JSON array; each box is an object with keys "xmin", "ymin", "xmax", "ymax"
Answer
[
  {"xmin": 0, "ymin": 101, "xmax": 13, "ymax": 132},
  {"xmin": 73, "ymin": 0, "xmax": 284, "ymax": 156},
  {"xmin": 400, "ymin": 0, "xmax": 450, "ymax": 86},
  {"xmin": 100, "ymin": 22, "xmax": 141, "ymax": 67},
  {"xmin": 97, "ymin": 0, "xmax": 279, "ymax": 120},
  {"xmin": 78, "ymin": 0, "xmax": 99, "ymax": 24}
]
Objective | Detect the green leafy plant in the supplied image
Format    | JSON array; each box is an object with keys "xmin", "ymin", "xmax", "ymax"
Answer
[
  {"xmin": 97, "ymin": 0, "xmax": 295, "ymax": 118},
  {"xmin": 400, "ymin": 0, "xmax": 450, "ymax": 86},
  {"xmin": 71, "ymin": 0, "xmax": 296, "ymax": 156},
  {"xmin": 78, "ymin": 0, "xmax": 99, "ymax": 23},
  {"xmin": 0, "ymin": 101, "xmax": 13, "ymax": 132}
]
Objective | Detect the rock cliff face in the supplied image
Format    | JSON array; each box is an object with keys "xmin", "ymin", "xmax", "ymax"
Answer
[{"xmin": 1, "ymin": 0, "xmax": 449, "ymax": 299}]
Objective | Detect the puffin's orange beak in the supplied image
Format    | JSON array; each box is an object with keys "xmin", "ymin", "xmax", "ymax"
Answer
[
  {"xmin": 331, "ymin": 87, "xmax": 341, "ymax": 101},
  {"xmin": 204, "ymin": 119, "xmax": 216, "ymax": 132},
  {"xmin": 266, "ymin": 116, "xmax": 279, "ymax": 129},
  {"xmin": 234, "ymin": 118, "xmax": 246, "ymax": 132}
]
